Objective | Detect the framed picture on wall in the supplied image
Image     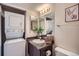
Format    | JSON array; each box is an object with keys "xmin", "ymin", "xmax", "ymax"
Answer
[{"xmin": 65, "ymin": 4, "xmax": 79, "ymax": 22}]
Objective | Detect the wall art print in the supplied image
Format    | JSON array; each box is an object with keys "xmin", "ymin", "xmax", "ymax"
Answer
[{"xmin": 65, "ymin": 4, "xmax": 79, "ymax": 22}]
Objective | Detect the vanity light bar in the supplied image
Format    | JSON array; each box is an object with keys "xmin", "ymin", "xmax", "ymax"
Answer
[{"xmin": 40, "ymin": 7, "xmax": 51, "ymax": 15}]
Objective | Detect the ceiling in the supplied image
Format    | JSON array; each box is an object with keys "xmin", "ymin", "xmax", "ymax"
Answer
[
  {"xmin": 4, "ymin": 3, "xmax": 55, "ymax": 17},
  {"xmin": 5, "ymin": 3, "xmax": 46, "ymax": 11}
]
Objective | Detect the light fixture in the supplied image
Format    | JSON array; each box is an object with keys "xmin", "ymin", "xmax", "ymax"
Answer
[{"xmin": 40, "ymin": 7, "xmax": 51, "ymax": 15}]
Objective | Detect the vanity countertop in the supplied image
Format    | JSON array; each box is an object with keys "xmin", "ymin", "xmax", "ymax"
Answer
[
  {"xmin": 29, "ymin": 40, "xmax": 50, "ymax": 50},
  {"xmin": 27, "ymin": 36, "xmax": 54, "ymax": 50}
]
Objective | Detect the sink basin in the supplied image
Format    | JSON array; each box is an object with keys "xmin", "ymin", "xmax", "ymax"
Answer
[{"xmin": 32, "ymin": 39, "xmax": 45, "ymax": 46}]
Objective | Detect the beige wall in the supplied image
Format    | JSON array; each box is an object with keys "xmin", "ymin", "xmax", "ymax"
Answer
[{"xmin": 55, "ymin": 3, "xmax": 79, "ymax": 54}]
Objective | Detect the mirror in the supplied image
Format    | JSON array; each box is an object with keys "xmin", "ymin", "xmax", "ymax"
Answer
[
  {"xmin": 31, "ymin": 12, "xmax": 55, "ymax": 35},
  {"xmin": 40, "ymin": 12, "xmax": 55, "ymax": 35},
  {"xmin": 46, "ymin": 17, "xmax": 53, "ymax": 34},
  {"xmin": 31, "ymin": 19, "xmax": 38, "ymax": 30}
]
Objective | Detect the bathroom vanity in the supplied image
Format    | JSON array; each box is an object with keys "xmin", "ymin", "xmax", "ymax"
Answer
[{"xmin": 27, "ymin": 36, "xmax": 54, "ymax": 56}]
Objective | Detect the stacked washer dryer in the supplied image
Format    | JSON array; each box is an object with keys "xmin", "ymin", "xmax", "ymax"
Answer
[{"xmin": 1, "ymin": 4, "xmax": 26, "ymax": 56}]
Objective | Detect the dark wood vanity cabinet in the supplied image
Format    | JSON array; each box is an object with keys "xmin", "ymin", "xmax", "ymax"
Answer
[
  {"xmin": 27, "ymin": 36, "xmax": 54, "ymax": 56},
  {"xmin": 28, "ymin": 42, "xmax": 53, "ymax": 56}
]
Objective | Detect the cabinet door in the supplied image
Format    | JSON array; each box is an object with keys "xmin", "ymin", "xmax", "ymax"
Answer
[
  {"xmin": 40, "ymin": 46, "xmax": 52, "ymax": 56},
  {"xmin": 28, "ymin": 42, "xmax": 40, "ymax": 56}
]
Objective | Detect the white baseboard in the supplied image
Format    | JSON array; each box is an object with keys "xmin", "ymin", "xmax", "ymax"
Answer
[{"xmin": 55, "ymin": 47, "xmax": 79, "ymax": 56}]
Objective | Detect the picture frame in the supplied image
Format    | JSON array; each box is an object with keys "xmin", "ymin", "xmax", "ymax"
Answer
[{"xmin": 65, "ymin": 4, "xmax": 79, "ymax": 22}]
